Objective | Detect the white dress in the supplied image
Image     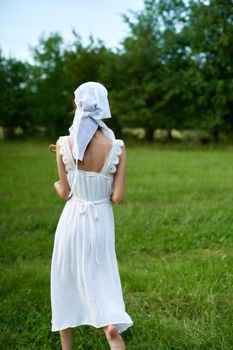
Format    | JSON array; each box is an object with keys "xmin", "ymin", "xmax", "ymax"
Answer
[{"xmin": 50, "ymin": 135, "xmax": 133, "ymax": 333}]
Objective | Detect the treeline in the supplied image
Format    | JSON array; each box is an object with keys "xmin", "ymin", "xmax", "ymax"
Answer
[{"xmin": 0, "ymin": 0, "xmax": 233, "ymax": 142}]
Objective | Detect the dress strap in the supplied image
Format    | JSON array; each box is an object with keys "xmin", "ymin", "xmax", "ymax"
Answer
[
  {"xmin": 57, "ymin": 135, "xmax": 78, "ymax": 198},
  {"xmin": 68, "ymin": 158, "xmax": 78, "ymax": 199},
  {"xmin": 57, "ymin": 136, "xmax": 76, "ymax": 173},
  {"xmin": 101, "ymin": 139, "xmax": 125, "ymax": 176},
  {"xmin": 62, "ymin": 135, "xmax": 79, "ymax": 199}
]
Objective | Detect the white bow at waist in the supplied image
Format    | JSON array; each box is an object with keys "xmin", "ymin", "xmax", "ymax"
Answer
[
  {"xmin": 72, "ymin": 196, "xmax": 111, "ymax": 265},
  {"xmin": 73, "ymin": 197, "xmax": 110, "ymax": 220}
]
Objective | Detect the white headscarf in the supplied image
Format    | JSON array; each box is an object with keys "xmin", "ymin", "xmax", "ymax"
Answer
[{"xmin": 68, "ymin": 81, "xmax": 115, "ymax": 198}]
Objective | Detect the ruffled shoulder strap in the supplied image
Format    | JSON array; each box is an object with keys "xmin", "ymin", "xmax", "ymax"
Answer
[
  {"xmin": 57, "ymin": 135, "xmax": 76, "ymax": 173},
  {"xmin": 102, "ymin": 139, "xmax": 125, "ymax": 176}
]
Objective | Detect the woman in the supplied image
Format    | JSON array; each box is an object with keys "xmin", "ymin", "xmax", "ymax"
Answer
[{"xmin": 49, "ymin": 82, "xmax": 133, "ymax": 350}]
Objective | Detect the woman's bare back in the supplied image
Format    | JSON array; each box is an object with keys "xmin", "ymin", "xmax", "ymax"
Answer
[{"xmin": 68, "ymin": 128, "xmax": 113, "ymax": 173}]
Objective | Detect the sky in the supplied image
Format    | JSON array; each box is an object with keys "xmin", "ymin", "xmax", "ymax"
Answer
[{"xmin": 0, "ymin": 0, "xmax": 144, "ymax": 63}]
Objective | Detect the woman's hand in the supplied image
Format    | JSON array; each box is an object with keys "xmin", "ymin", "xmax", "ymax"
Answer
[
  {"xmin": 54, "ymin": 180, "xmax": 70, "ymax": 201},
  {"xmin": 54, "ymin": 180, "xmax": 61, "ymax": 192}
]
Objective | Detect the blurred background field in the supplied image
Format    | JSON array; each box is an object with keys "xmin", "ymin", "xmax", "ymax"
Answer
[{"xmin": 1, "ymin": 139, "xmax": 233, "ymax": 349}]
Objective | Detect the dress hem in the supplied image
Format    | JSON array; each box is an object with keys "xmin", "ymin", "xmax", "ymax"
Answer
[{"xmin": 51, "ymin": 320, "xmax": 133, "ymax": 334}]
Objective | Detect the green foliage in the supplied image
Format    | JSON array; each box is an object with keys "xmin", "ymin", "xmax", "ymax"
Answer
[
  {"xmin": 0, "ymin": 1, "xmax": 233, "ymax": 142},
  {"xmin": 0, "ymin": 50, "xmax": 34, "ymax": 137},
  {"xmin": 29, "ymin": 33, "xmax": 70, "ymax": 137},
  {"xmin": 183, "ymin": 0, "xmax": 233, "ymax": 138}
]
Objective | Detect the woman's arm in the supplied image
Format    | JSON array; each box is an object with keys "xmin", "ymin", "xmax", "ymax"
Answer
[
  {"xmin": 111, "ymin": 146, "xmax": 126, "ymax": 204},
  {"xmin": 54, "ymin": 140, "xmax": 71, "ymax": 201}
]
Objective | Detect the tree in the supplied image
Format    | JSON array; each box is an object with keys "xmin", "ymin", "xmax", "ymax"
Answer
[
  {"xmin": 0, "ymin": 50, "xmax": 33, "ymax": 138},
  {"xmin": 29, "ymin": 32, "xmax": 69, "ymax": 138},
  {"xmin": 184, "ymin": 0, "xmax": 233, "ymax": 140}
]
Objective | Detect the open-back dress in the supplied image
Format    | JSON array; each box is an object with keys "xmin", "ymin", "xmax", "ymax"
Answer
[{"xmin": 50, "ymin": 135, "xmax": 133, "ymax": 333}]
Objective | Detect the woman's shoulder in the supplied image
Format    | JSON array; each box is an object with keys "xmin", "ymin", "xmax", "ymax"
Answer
[
  {"xmin": 56, "ymin": 135, "xmax": 68, "ymax": 146},
  {"xmin": 104, "ymin": 138, "xmax": 125, "ymax": 175},
  {"xmin": 114, "ymin": 138, "xmax": 125, "ymax": 147},
  {"xmin": 57, "ymin": 135, "xmax": 69, "ymax": 141},
  {"xmin": 113, "ymin": 139, "xmax": 125, "ymax": 157},
  {"xmin": 56, "ymin": 135, "xmax": 75, "ymax": 172}
]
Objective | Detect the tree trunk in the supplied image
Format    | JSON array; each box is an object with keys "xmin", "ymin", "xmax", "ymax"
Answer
[
  {"xmin": 167, "ymin": 128, "xmax": 173, "ymax": 141},
  {"xmin": 145, "ymin": 127, "xmax": 154, "ymax": 142},
  {"xmin": 213, "ymin": 127, "xmax": 220, "ymax": 143}
]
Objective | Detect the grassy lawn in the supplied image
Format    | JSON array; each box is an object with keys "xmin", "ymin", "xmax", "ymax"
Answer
[{"xmin": 1, "ymin": 139, "xmax": 233, "ymax": 349}]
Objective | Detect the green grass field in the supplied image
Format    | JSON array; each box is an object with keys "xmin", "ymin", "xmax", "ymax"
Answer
[{"xmin": 1, "ymin": 139, "xmax": 233, "ymax": 349}]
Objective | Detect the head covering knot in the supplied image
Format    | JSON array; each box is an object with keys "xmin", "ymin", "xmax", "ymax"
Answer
[{"xmin": 68, "ymin": 81, "xmax": 115, "ymax": 198}]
